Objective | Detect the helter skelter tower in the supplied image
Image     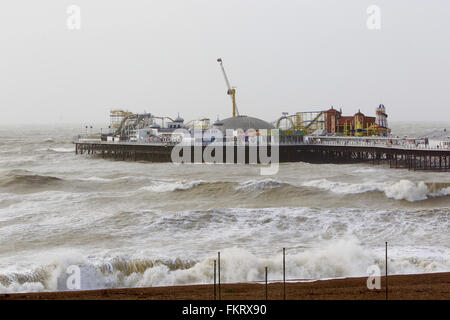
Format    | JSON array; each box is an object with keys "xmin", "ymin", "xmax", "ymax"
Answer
[{"xmin": 376, "ymin": 104, "xmax": 388, "ymax": 128}]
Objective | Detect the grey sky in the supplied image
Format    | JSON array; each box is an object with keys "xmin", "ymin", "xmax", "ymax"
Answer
[{"xmin": 1, "ymin": 0, "xmax": 449, "ymax": 125}]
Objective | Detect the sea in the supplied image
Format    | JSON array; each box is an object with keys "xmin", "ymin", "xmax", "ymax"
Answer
[{"xmin": 0, "ymin": 122, "xmax": 449, "ymax": 292}]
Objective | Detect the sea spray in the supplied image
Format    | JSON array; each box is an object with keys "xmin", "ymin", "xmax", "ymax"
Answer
[
  {"xmin": 384, "ymin": 180, "xmax": 428, "ymax": 201},
  {"xmin": 302, "ymin": 179, "xmax": 448, "ymax": 202},
  {"xmin": 2, "ymin": 240, "xmax": 449, "ymax": 292}
]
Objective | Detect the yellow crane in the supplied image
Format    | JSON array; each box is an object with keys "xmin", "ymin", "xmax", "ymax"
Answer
[{"xmin": 217, "ymin": 58, "xmax": 239, "ymax": 117}]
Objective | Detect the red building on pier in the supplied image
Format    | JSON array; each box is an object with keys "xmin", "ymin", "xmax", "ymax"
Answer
[{"xmin": 324, "ymin": 105, "xmax": 389, "ymax": 136}]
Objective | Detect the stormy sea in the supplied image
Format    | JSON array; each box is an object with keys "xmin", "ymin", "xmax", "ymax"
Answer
[{"xmin": 0, "ymin": 122, "xmax": 449, "ymax": 292}]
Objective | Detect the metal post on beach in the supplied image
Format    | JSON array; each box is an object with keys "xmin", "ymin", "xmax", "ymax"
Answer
[
  {"xmin": 265, "ymin": 266, "xmax": 268, "ymax": 300},
  {"xmin": 385, "ymin": 241, "xmax": 388, "ymax": 300},
  {"xmin": 283, "ymin": 247, "xmax": 286, "ymax": 300},
  {"xmin": 218, "ymin": 252, "xmax": 221, "ymax": 300},
  {"xmin": 214, "ymin": 260, "xmax": 216, "ymax": 300}
]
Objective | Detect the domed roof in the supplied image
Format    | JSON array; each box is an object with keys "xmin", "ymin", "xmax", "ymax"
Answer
[{"xmin": 221, "ymin": 115, "xmax": 275, "ymax": 131}]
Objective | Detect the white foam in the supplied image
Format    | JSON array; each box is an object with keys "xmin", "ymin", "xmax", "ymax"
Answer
[
  {"xmin": 0, "ymin": 281, "xmax": 45, "ymax": 293},
  {"xmin": 302, "ymin": 179, "xmax": 379, "ymax": 194},
  {"xmin": 36, "ymin": 147, "xmax": 74, "ymax": 153},
  {"xmin": 2, "ymin": 239, "xmax": 449, "ymax": 293},
  {"xmin": 77, "ymin": 175, "xmax": 153, "ymax": 183},
  {"xmin": 384, "ymin": 180, "xmax": 428, "ymax": 201},
  {"xmin": 430, "ymin": 187, "xmax": 450, "ymax": 197},
  {"xmin": 302, "ymin": 179, "xmax": 447, "ymax": 202},
  {"xmin": 234, "ymin": 179, "xmax": 284, "ymax": 191},
  {"xmin": 78, "ymin": 177, "xmax": 113, "ymax": 182},
  {"xmin": 50, "ymin": 147, "xmax": 74, "ymax": 153},
  {"xmin": 139, "ymin": 180, "xmax": 204, "ymax": 193}
]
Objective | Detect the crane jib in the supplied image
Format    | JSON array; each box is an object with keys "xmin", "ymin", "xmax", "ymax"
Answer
[{"xmin": 217, "ymin": 58, "xmax": 239, "ymax": 117}]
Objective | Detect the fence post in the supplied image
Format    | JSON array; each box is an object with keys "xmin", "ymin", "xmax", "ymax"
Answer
[
  {"xmin": 283, "ymin": 247, "xmax": 286, "ymax": 300},
  {"xmin": 265, "ymin": 266, "xmax": 268, "ymax": 300},
  {"xmin": 218, "ymin": 252, "xmax": 221, "ymax": 300},
  {"xmin": 214, "ymin": 260, "xmax": 216, "ymax": 300},
  {"xmin": 385, "ymin": 242, "xmax": 388, "ymax": 300}
]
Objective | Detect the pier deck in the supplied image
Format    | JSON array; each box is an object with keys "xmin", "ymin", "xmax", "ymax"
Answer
[{"xmin": 74, "ymin": 138, "xmax": 450, "ymax": 172}]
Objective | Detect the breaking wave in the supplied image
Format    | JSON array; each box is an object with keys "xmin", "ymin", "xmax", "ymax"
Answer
[
  {"xmin": 138, "ymin": 178, "xmax": 286, "ymax": 193},
  {"xmin": 126, "ymin": 177, "xmax": 450, "ymax": 204},
  {"xmin": 36, "ymin": 147, "xmax": 74, "ymax": 153},
  {"xmin": 302, "ymin": 179, "xmax": 450, "ymax": 202},
  {"xmin": 1, "ymin": 169, "xmax": 448, "ymax": 204},
  {"xmin": 234, "ymin": 179, "xmax": 286, "ymax": 191},
  {"xmin": 139, "ymin": 180, "xmax": 207, "ymax": 192},
  {"xmin": 49, "ymin": 147, "xmax": 74, "ymax": 153},
  {"xmin": 137, "ymin": 178, "xmax": 450, "ymax": 203},
  {"xmin": 1, "ymin": 240, "xmax": 449, "ymax": 293}
]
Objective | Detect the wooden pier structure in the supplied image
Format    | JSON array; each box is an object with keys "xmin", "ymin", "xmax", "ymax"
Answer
[
  {"xmin": 74, "ymin": 140, "xmax": 450, "ymax": 172},
  {"xmin": 296, "ymin": 145, "xmax": 450, "ymax": 171}
]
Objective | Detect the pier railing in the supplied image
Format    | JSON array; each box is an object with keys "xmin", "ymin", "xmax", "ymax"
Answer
[
  {"xmin": 305, "ymin": 136, "xmax": 450, "ymax": 151},
  {"xmin": 74, "ymin": 134, "xmax": 449, "ymax": 151}
]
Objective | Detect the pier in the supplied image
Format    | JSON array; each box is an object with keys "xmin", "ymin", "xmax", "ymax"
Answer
[{"xmin": 74, "ymin": 136, "xmax": 450, "ymax": 172}]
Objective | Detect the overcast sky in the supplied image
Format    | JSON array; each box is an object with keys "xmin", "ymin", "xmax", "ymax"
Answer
[{"xmin": 1, "ymin": 0, "xmax": 449, "ymax": 126}]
